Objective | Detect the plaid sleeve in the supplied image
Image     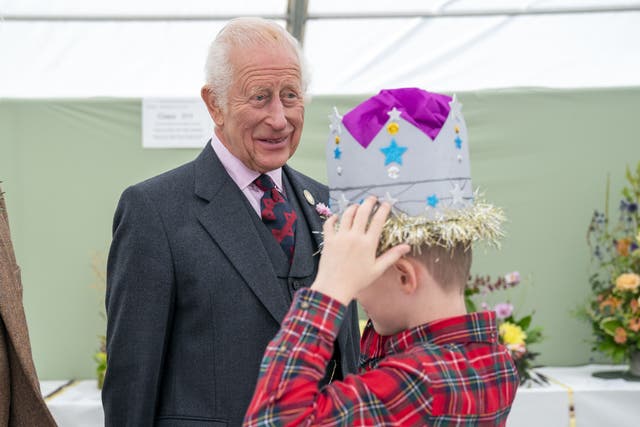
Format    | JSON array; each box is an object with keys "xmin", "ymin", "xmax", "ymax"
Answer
[
  {"xmin": 243, "ymin": 288, "xmax": 346, "ymax": 426},
  {"xmin": 243, "ymin": 289, "xmax": 412, "ymax": 427}
]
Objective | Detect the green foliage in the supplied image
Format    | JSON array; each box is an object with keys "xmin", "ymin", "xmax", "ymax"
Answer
[
  {"xmin": 582, "ymin": 161, "xmax": 640, "ymax": 362},
  {"xmin": 94, "ymin": 335, "xmax": 107, "ymax": 389}
]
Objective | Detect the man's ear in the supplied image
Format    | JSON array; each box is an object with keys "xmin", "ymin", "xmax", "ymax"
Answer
[
  {"xmin": 394, "ymin": 258, "xmax": 418, "ymax": 295},
  {"xmin": 201, "ymin": 86, "xmax": 224, "ymax": 126}
]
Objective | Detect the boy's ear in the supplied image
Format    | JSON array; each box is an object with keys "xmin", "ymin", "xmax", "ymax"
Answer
[
  {"xmin": 394, "ymin": 258, "xmax": 418, "ymax": 295},
  {"xmin": 201, "ymin": 86, "xmax": 225, "ymax": 126}
]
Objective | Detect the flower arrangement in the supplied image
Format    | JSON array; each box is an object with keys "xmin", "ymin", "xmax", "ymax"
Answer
[
  {"xmin": 466, "ymin": 272, "xmax": 544, "ymax": 385},
  {"xmin": 583, "ymin": 162, "xmax": 640, "ymax": 363}
]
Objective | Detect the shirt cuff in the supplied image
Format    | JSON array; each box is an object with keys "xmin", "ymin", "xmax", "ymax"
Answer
[{"xmin": 287, "ymin": 288, "xmax": 347, "ymax": 342}]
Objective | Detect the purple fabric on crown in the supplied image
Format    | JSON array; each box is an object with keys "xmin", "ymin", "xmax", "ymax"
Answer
[{"xmin": 342, "ymin": 88, "xmax": 452, "ymax": 149}]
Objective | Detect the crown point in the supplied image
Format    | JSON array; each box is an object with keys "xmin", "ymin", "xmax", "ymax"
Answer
[{"xmin": 387, "ymin": 107, "xmax": 402, "ymax": 121}]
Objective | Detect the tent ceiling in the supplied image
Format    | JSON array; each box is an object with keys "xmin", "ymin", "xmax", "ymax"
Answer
[{"xmin": 1, "ymin": 0, "xmax": 639, "ymax": 97}]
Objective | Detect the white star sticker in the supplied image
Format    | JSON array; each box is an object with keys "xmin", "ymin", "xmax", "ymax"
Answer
[
  {"xmin": 450, "ymin": 183, "xmax": 464, "ymax": 206},
  {"xmin": 387, "ymin": 107, "xmax": 402, "ymax": 121},
  {"xmin": 380, "ymin": 191, "xmax": 398, "ymax": 206},
  {"xmin": 449, "ymin": 94, "xmax": 463, "ymax": 121},
  {"xmin": 337, "ymin": 193, "xmax": 350, "ymax": 213},
  {"xmin": 328, "ymin": 106, "xmax": 343, "ymax": 135}
]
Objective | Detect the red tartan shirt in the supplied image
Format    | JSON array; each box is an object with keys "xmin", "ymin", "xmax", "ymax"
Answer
[{"xmin": 243, "ymin": 289, "xmax": 519, "ymax": 427}]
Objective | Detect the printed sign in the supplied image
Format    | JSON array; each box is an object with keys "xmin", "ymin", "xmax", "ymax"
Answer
[{"xmin": 142, "ymin": 98, "xmax": 212, "ymax": 148}]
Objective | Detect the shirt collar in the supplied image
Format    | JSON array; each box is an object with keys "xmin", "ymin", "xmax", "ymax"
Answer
[
  {"xmin": 366, "ymin": 311, "xmax": 498, "ymax": 359},
  {"xmin": 210, "ymin": 132, "xmax": 283, "ymax": 191}
]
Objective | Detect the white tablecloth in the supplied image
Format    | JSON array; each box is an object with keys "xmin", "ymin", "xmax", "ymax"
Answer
[
  {"xmin": 42, "ymin": 365, "xmax": 640, "ymax": 427},
  {"xmin": 42, "ymin": 380, "xmax": 104, "ymax": 426},
  {"xmin": 508, "ymin": 365, "xmax": 640, "ymax": 427}
]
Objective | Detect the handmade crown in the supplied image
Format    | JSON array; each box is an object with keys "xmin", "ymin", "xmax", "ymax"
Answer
[{"xmin": 325, "ymin": 87, "xmax": 504, "ymax": 250}]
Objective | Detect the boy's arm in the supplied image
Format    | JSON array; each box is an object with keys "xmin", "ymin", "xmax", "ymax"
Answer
[
  {"xmin": 243, "ymin": 288, "xmax": 403, "ymax": 427},
  {"xmin": 243, "ymin": 198, "xmax": 411, "ymax": 426}
]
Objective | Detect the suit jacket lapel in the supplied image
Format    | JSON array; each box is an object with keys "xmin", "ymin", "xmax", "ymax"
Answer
[
  {"xmin": 282, "ymin": 168, "xmax": 361, "ymax": 371},
  {"xmin": 194, "ymin": 144, "xmax": 290, "ymax": 324},
  {"xmin": 283, "ymin": 166, "xmax": 325, "ymax": 251}
]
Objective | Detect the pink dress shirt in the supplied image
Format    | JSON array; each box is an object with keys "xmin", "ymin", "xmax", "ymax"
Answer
[{"xmin": 210, "ymin": 134, "xmax": 284, "ymax": 216}]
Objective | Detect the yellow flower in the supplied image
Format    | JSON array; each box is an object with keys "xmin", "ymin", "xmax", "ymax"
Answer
[
  {"xmin": 615, "ymin": 273, "xmax": 640, "ymax": 292},
  {"xmin": 499, "ymin": 322, "xmax": 527, "ymax": 345}
]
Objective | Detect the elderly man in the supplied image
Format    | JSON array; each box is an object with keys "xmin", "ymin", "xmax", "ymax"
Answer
[{"xmin": 103, "ymin": 18, "xmax": 360, "ymax": 426}]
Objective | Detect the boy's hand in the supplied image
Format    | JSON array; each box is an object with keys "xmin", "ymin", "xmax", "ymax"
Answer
[{"xmin": 311, "ymin": 196, "xmax": 411, "ymax": 305}]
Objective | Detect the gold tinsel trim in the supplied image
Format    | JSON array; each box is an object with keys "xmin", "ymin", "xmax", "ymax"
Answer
[{"xmin": 378, "ymin": 200, "xmax": 505, "ymax": 252}]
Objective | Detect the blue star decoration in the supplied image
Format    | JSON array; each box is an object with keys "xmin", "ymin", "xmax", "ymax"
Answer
[
  {"xmin": 427, "ymin": 194, "xmax": 439, "ymax": 207},
  {"xmin": 334, "ymin": 146, "xmax": 342, "ymax": 159},
  {"xmin": 379, "ymin": 139, "xmax": 408, "ymax": 166},
  {"xmin": 454, "ymin": 136, "xmax": 463, "ymax": 149}
]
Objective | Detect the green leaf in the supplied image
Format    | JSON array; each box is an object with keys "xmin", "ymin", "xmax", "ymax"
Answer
[
  {"xmin": 517, "ymin": 315, "xmax": 532, "ymax": 331},
  {"xmin": 526, "ymin": 327, "xmax": 543, "ymax": 344},
  {"xmin": 612, "ymin": 346, "xmax": 627, "ymax": 363},
  {"xmin": 595, "ymin": 334, "xmax": 629, "ymax": 363},
  {"xmin": 599, "ymin": 317, "xmax": 623, "ymax": 336},
  {"xmin": 465, "ymin": 298, "xmax": 477, "ymax": 313}
]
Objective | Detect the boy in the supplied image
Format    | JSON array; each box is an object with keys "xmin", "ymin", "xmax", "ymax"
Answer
[{"xmin": 243, "ymin": 88, "xmax": 519, "ymax": 426}]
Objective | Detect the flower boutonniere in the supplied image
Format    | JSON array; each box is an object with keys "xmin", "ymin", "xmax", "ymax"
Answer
[
  {"xmin": 313, "ymin": 202, "xmax": 333, "ymax": 255},
  {"xmin": 315, "ymin": 202, "xmax": 333, "ymax": 219}
]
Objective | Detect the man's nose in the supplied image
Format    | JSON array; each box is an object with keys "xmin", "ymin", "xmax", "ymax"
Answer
[{"xmin": 265, "ymin": 98, "xmax": 287, "ymax": 130}]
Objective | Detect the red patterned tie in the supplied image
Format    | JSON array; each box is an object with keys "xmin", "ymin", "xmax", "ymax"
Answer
[{"xmin": 254, "ymin": 174, "xmax": 297, "ymax": 264}]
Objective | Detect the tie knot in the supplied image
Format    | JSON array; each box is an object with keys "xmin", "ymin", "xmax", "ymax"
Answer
[{"xmin": 254, "ymin": 174, "xmax": 276, "ymax": 192}]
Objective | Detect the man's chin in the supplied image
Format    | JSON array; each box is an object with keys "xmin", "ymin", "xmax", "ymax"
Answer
[{"xmin": 253, "ymin": 148, "xmax": 297, "ymax": 172}]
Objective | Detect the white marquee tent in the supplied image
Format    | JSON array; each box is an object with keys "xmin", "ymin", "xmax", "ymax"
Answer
[{"xmin": 2, "ymin": 0, "xmax": 640, "ymax": 97}]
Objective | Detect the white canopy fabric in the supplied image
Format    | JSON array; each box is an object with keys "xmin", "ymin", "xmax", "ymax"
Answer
[{"xmin": 1, "ymin": 0, "xmax": 639, "ymax": 97}]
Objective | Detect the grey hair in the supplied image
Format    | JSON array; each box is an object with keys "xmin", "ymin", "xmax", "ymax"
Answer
[{"xmin": 203, "ymin": 17, "xmax": 311, "ymax": 110}]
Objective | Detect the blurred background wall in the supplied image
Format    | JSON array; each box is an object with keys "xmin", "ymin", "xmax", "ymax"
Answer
[{"xmin": 1, "ymin": 87, "xmax": 639, "ymax": 379}]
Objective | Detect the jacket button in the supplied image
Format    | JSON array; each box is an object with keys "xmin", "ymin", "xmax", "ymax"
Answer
[{"xmin": 291, "ymin": 280, "xmax": 304, "ymax": 290}]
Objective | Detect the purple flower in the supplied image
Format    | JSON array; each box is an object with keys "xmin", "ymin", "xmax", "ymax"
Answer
[
  {"xmin": 620, "ymin": 200, "xmax": 629, "ymax": 211},
  {"xmin": 315, "ymin": 202, "xmax": 333, "ymax": 217},
  {"xmin": 494, "ymin": 303, "xmax": 514, "ymax": 319},
  {"xmin": 504, "ymin": 271, "xmax": 521, "ymax": 286}
]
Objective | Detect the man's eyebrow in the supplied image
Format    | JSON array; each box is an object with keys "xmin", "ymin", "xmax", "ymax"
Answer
[{"xmin": 245, "ymin": 85, "xmax": 272, "ymax": 95}]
